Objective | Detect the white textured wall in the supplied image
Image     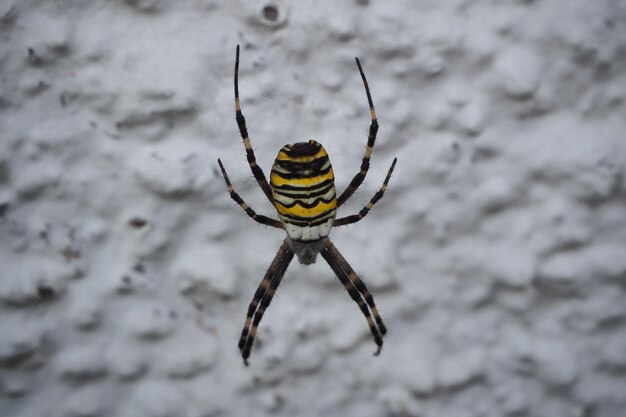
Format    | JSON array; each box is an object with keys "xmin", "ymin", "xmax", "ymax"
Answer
[{"xmin": 1, "ymin": 1, "xmax": 626, "ymax": 416}]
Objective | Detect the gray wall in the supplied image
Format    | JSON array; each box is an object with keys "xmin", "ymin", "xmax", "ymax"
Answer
[{"xmin": 1, "ymin": 1, "xmax": 625, "ymax": 416}]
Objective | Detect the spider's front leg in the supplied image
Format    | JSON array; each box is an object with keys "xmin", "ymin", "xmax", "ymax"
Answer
[
  {"xmin": 321, "ymin": 240, "xmax": 387, "ymax": 354},
  {"xmin": 239, "ymin": 240, "xmax": 294, "ymax": 365}
]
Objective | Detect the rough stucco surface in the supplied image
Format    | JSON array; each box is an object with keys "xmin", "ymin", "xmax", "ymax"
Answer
[{"xmin": 1, "ymin": 1, "xmax": 626, "ymax": 416}]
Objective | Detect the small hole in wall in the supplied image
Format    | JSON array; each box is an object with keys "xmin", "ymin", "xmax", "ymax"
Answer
[
  {"xmin": 129, "ymin": 217, "xmax": 148, "ymax": 228},
  {"xmin": 38, "ymin": 285, "xmax": 55, "ymax": 298},
  {"xmin": 262, "ymin": 4, "xmax": 279, "ymax": 22}
]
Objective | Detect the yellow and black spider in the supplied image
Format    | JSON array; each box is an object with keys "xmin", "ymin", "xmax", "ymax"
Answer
[{"xmin": 218, "ymin": 45, "xmax": 397, "ymax": 366}]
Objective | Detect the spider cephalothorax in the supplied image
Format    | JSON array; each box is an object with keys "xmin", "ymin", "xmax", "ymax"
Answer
[{"xmin": 217, "ymin": 45, "xmax": 397, "ymax": 365}]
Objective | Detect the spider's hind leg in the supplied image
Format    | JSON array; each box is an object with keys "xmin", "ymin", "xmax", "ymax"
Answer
[
  {"xmin": 336, "ymin": 57, "xmax": 380, "ymax": 208},
  {"xmin": 233, "ymin": 45, "xmax": 274, "ymax": 204}
]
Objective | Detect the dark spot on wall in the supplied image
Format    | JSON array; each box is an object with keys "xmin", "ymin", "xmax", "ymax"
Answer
[
  {"xmin": 37, "ymin": 285, "xmax": 55, "ymax": 298},
  {"xmin": 262, "ymin": 4, "xmax": 279, "ymax": 22},
  {"xmin": 27, "ymin": 47, "xmax": 44, "ymax": 66},
  {"xmin": 60, "ymin": 246, "xmax": 81, "ymax": 260},
  {"xmin": 129, "ymin": 218, "xmax": 148, "ymax": 228},
  {"xmin": 0, "ymin": 203, "xmax": 8, "ymax": 217}
]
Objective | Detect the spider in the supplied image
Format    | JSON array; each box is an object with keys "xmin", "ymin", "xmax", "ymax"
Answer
[{"xmin": 218, "ymin": 45, "xmax": 397, "ymax": 366}]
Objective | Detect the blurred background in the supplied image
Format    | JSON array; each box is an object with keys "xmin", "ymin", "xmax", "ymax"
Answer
[{"xmin": 1, "ymin": 1, "xmax": 625, "ymax": 416}]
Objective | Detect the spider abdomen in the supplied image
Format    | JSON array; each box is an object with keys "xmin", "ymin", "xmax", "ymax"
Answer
[{"xmin": 270, "ymin": 140, "xmax": 337, "ymax": 242}]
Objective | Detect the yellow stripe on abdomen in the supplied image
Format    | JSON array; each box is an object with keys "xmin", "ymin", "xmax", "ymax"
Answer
[
  {"xmin": 275, "ymin": 148, "xmax": 328, "ymax": 163},
  {"xmin": 274, "ymin": 198, "xmax": 337, "ymax": 218},
  {"xmin": 270, "ymin": 169, "xmax": 334, "ymax": 188}
]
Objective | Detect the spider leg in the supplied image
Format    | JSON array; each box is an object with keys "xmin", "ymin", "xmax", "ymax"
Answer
[
  {"xmin": 336, "ymin": 57, "xmax": 379, "ymax": 208},
  {"xmin": 324, "ymin": 240, "xmax": 387, "ymax": 335},
  {"xmin": 234, "ymin": 44, "xmax": 274, "ymax": 205},
  {"xmin": 334, "ymin": 157, "xmax": 397, "ymax": 227},
  {"xmin": 321, "ymin": 240, "xmax": 385, "ymax": 355},
  {"xmin": 239, "ymin": 240, "xmax": 294, "ymax": 365},
  {"xmin": 218, "ymin": 159, "xmax": 283, "ymax": 228}
]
